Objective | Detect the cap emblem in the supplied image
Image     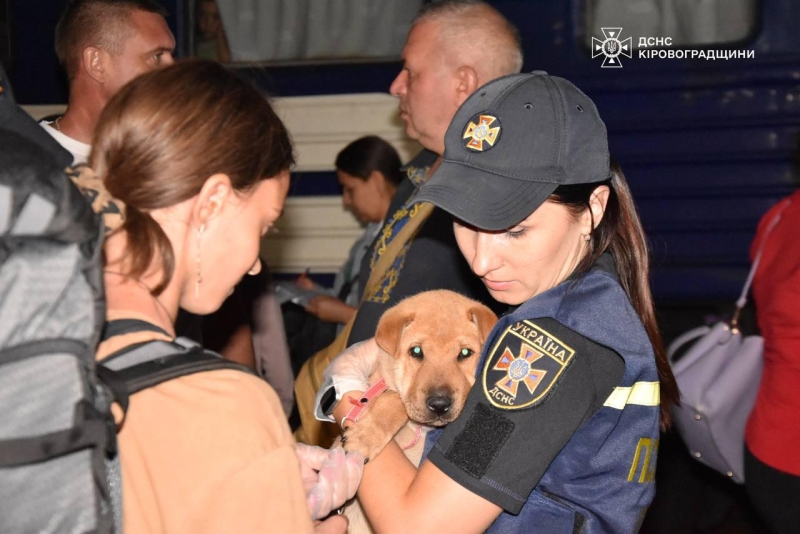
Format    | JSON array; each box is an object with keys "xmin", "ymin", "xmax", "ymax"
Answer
[{"xmin": 463, "ymin": 114, "xmax": 500, "ymax": 152}]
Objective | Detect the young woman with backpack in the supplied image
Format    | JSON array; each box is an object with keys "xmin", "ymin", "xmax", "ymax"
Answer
[{"xmin": 91, "ymin": 60, "xmax": 362, "ymax": 534}]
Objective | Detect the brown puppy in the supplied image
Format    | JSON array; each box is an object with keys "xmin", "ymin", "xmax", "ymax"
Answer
[
  {"xmin": 341, "ymin": 289, "xmax": 498, "ymax": 463},
  {"xmin": 336, "ymin": 290, "xmax": 496, "ymax": 534}
]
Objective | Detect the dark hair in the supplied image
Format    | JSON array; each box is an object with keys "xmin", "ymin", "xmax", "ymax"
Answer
[
  {"xmin": 55, "ymin": 0, "xmax": 168, "ymax": 79},
  {"xmin": 550, "ymin": 161, "xmax": 679, "ymax": 430},
  {"xmin": 335, "ymin": 136, "xmax": 404, "ymax": 186},
  {"xmin": 91, "ymin": 60, "xmax": 294, "ymax": 295}
]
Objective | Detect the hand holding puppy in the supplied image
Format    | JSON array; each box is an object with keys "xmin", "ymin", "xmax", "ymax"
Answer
[{"xmin": 295, "ymin": 444, "xmax": 364, "ymax": 520}]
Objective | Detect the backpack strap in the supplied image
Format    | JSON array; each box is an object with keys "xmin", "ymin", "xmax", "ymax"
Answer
[
  {"xmin": 101, "ymin": 318, "xmax": 171, "ymax": 340},
  {"xmin": 98, "ymin": 319, "xmax": 255, "ymax": 424},
  {"xmin": 103, "ymin": 341, "xmax": 253, "ymax": 395}
]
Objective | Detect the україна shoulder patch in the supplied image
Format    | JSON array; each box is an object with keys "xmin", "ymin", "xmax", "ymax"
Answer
[{"xmin": 482, "ymin": 320, "xmax": 576, "ymax": 410}]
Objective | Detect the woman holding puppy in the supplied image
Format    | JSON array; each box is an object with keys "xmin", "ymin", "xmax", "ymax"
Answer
[{"xmin": 320, "ymin": 72, "xmax": 679, "ymax": 533}]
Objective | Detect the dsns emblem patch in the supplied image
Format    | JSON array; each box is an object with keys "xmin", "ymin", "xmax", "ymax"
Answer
[
  {"xmin": 463, "ymin": 114, "xmax": 500, "ymax": 152},
  {"xmin": 483, "ymin": 320, "xmax": 575, "ymax": 410}
]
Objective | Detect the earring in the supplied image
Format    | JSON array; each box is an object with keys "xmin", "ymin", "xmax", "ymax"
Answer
[
  {"xmin": 583, "ymin": 233, "xmax": 591, "ymax": 242},
  {"xmin": 195, "ymin": 224, "xmax": 205, "ymax": 299}
]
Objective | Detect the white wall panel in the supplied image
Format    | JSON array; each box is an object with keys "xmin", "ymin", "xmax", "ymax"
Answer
[{"xmin": 25, "ymin": 93, "xmax": 417, "ymax": 274}]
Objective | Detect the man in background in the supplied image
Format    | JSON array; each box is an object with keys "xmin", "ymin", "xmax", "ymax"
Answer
[
  {"xmin": 41, "ymin": 0, "xmax": 175, "ymax": 164},
  {"xmin": 296, "ymin": 0, "xmax": 524, "ymax": 445},
  {"xmin": 346, "ymin": 0, "xmax": 524, "ymax": 344},
  {"xmin": 40, "ymin": 0, "xmax": 291, "ymax": 400}
]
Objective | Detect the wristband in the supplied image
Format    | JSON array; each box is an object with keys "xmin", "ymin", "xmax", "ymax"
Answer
[
  {"xmin": 314, "ymin": 376, "xmax": 368, "ymax": 423},
  {"xmin": 341, "ymin": 378, "xmax": 388, "ymax": 429}
]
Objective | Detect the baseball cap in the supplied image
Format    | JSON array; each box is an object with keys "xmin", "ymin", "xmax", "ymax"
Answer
[{"xmin": 415, "ymin": 71, "xmax": 610, "ymax": 231}]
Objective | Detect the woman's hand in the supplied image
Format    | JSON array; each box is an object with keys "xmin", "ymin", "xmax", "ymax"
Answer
[
  {"xmin": 305, "ymin": 296, "xmax": 356, "ymax": 324},
  {"xmin": 295, "ymin": 444, "xmax": 364, "ymax": 520},
  {"xmin": 294, "ymin": 272, "xmax": 316, "ymax": 290}
]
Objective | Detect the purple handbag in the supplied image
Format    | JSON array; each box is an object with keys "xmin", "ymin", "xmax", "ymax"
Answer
[{"xmin": 668, "ymin": 202, "xmax": 789, "ymax": 484}]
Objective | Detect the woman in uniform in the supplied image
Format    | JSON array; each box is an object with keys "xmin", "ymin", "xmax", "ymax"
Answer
[{"xmin": 321, "ymin": 71, "xmax": 679, "ymax": 533}]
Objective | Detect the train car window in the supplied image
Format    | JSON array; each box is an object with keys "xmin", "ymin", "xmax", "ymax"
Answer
[
  {"xmin": 584, "ymin": 0, "xmax": 758, "ymax": 49},
  {"xmin": 197, "ymin": 0, "xmax": 422, "ymax": 63}
]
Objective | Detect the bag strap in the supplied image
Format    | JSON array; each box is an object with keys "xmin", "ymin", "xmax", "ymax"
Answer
[
  {"xmin": 361, "ymin": 201, "xmax": 434, "ymax": 302},
  {"xmin": 102, "ymin": 341, "xmax": 254, "ymax": 395},
  {"xmin": 731, "ymin": 198, "xmax": 792, "ymax": 330},
  {"xmin": 333, "ymin": 201, "xmax": 433, "ymax": 347}
]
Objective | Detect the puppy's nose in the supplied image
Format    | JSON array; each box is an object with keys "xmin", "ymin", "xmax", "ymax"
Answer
[{"xmin": 427, "ymin": 395, "xmax": 452, "ymax": 416}]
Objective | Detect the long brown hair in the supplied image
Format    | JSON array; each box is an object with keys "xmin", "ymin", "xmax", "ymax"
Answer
[
  {"xmin": 550, "ymin": 161, "xmax": 679, "ymax": 430},
  {"xmin": 91, "ymin": 59, "xmax": 294, "ymax": 294}
]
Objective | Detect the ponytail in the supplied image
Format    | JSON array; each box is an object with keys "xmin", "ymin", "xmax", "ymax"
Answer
[
  {"xmin": 110, "ymin": 206, "xmax": 174, "ymax": 296},
  {"xmin": 550, "ymin": 162, "xmax": 679, "ymax": 430}
]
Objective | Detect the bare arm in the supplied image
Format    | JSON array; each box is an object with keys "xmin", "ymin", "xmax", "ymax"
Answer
[
  {"xmin": 332, "ymin": 392, "xmax": 502, "ymax": 533},
  {"xmin": 305, "ymin": 295, "xmax": 356, "ymax": 325}
]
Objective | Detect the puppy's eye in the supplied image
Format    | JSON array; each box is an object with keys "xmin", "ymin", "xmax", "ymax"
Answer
[
  {"xmin": 409, "ymin": 346, "xmax": 423, "ymax": 359},
  {"xmin": 458, "ymin": 348, "xmax": 474, "ymax": 360}
]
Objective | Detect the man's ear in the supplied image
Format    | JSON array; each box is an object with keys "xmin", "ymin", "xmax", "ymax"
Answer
[
  {"xmin": 82, "ymin": 46, "xmax": 108, "ymax": 84},
  {"xmin": 454, "ymin": 65, "xmax": 479, "ymax": 107},
  {"xmin": 375, "ymin": 302, "xmax": 415, "ymax": 357},
  {"xmin": 191, "ymin": 173, "xmax": 233, "ymax": 228}
]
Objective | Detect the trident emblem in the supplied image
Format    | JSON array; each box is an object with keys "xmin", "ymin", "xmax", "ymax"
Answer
[{"xmin": 592, "ymin": 28, "xmax": 632, "ymax": 68}]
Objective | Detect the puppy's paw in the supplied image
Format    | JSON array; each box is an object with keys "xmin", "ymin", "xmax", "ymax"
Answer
[
  {"xmin": 341, "ymin": 421, "xmax": 394, "ymax": 461},
  {"xmin": 341, "ymin": 390, "xmax": 408, "ymax": 462}
]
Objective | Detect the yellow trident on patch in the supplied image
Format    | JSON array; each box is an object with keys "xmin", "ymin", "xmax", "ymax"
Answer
[{"xmin": 463, "ymin": 114, "xmax": 501, "ymax": 151}]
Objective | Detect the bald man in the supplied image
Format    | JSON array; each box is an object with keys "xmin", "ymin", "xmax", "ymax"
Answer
[
  {"xmin": 391, "ymin": 0, "xmax": 523, "ymax": 155},
  {"xmin": 345, "ymin": 0, "xmax": 524, "ymax": 345},
  {"xmin": 42, "ymin": 0, "xmax": 175, "ymax": 164},
  {"xmin": 297, "ymin": 0, "xmax": 523, "ymax": 446}
]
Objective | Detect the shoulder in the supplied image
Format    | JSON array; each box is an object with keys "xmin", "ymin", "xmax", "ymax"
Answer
[
  {"xmin": 122, "ymin": 352, "xmax": 294, "ymax": 454},
  {"xmin": 175, "ymin": 369, "xmax": 293, "ymax": 445},
  {"xmin": 752, "ymin": 193, "xmax": 800, "ymax": 257},
  {"xmin": 481, "ymin": 316, "xmax": 622, "ymax": 412}
]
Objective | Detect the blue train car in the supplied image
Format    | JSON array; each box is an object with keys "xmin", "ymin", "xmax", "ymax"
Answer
[{"xmin": 5, "ymin": 0, "xmax": 799, "ymax": 314}]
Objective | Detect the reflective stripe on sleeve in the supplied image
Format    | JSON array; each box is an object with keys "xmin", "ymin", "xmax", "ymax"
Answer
[{"xmin": 603, "ymin": 381, "xmax": 660, "ymax": 409}]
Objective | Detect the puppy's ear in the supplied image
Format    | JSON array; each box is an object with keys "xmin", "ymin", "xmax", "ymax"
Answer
[
  {"xmin": 375, "ymin": 303, "xmax": 415, "ymax": 356},
  {"xmin": 469, "ymin": 304, "xmax": 498, "ymax": 344}
]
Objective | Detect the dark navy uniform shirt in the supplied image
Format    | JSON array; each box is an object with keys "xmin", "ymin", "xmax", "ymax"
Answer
[{"xmin": 424, "ymin": 254, "xmax": 661, "ymax": 533}]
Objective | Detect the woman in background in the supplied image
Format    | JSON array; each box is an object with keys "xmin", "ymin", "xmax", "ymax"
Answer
[
  {"xmin": 285, "ymin": 136, "xmax": 403, "ymax": 372},
  {"xmin": 299, "ymin": 136, "xmax": 404, "ymax": 324}
]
